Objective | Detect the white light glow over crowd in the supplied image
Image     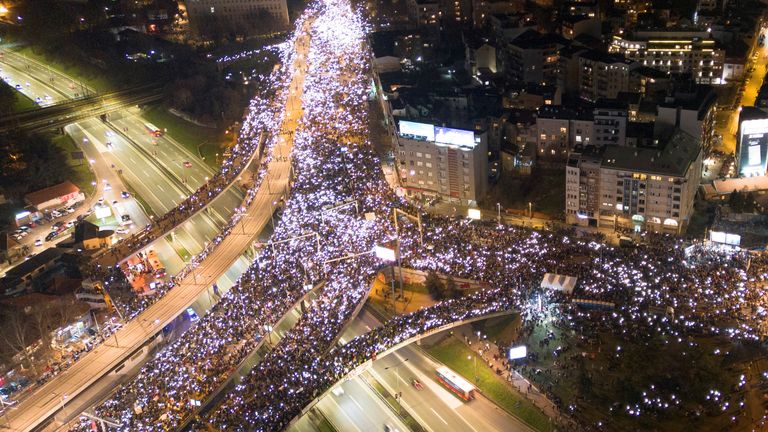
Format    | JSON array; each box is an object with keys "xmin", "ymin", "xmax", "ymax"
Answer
[{"xmin": 64, "ymin": 0, "xmax": 768, "ymax": 429}]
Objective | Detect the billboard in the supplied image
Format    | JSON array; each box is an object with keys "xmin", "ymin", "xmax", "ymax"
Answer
[
  {"xmin": 709, "ymin": 231, "xmax": 741, "ymax": 246},
  {"xmin": 435, "ymin": 126, "xmax": 476, "ymax": 148},
  {"xmin": 509, "ymin": 345, "xmax": 527, "ymax": 360},
  {"xmin": 399, "ymin": 121, "xmax": 435, "ymax": 141},
  {"xmin": 374, "ymin": 245, "xmax": 397, "ymax": 262},
  {"xmin": 739, "ymin": 119, "xmax": 768, "ymax": 176},
  {"xmin": 398, "ymin": 121, "xmax": 477, "ymax": 148},
  {"xmin": 467, "ymin": 208, "xmax": 482, "ymax": 220}
]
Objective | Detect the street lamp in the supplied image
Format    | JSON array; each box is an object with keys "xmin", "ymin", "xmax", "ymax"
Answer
[
  {"xmin": 528, "ymin": 202, "xmax": 533, "ymax": 219},
  {"xmin": 384, "ymin": 358, "xmax": 409, "ymax": 412},
  {"xmin": 496, "ymin": 202, "xmax": 501, "ymax": 223},
  {"xmin": 468, "ymin": 355, "xmax": 478, "ymax": 383}
]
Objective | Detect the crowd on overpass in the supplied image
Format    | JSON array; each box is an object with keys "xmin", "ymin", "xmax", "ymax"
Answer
[{"xmin": 63, "ymin": 0, "xmax": 768, "ymax": 429}]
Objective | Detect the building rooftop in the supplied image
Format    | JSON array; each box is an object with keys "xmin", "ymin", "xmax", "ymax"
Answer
[
  {"xmin": 602, "ymin": 129, "xmax": 700, "ymax": 176},
  {"xmin": 24, "ymin": 181, "xmax": 79, "ymax": 207},
  {"xmin": 579, "ymin": 49, "xmax": 634, "ymax": 65},
  {"xmin": 0, "ymin": 233, "xmax": 21, "ymax": 252},
  {"xmin": 3, "ymin": 247, "xmax": 65, "ymax": 281},
  {"xmin": 74, "ymin": 221, "xmax": 114, "ymax": 243}
]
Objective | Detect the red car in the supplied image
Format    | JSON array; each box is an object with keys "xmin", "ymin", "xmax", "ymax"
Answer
[
  {"xmin": 411, "ymin": 379, "xmax": 424, "ymax": 390},
  {"xmin": 183, "ymin": 161, "xmax": 192, "ymax": 168}
]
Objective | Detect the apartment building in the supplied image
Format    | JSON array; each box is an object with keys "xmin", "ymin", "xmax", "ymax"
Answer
[
  {"xmin": 396, "ymin": 120, "xmax": 489, "ymax": 205},
  {"xmin": 186, "ymin": 0, "xmax": 289, "ymax": 34},
  {"xmin": 407, "ymin": 0, "xmax": 440, "ymax": 28},
  {"xmin": 610, "ymin": 31, "xmax": 725, "ymax": 85},
  {"xmin": 504, "ymin": 30, "xmax": 568, "ymax": 84},
  {"xmin": 565, "ymin": 129, "xmax": 702, "ymax": 233},
  {"xmin": 578, "ymin": 50, "xmax": 637, "ymax": 101},
  {"xmin": 536, "ymin": 105, "xmax": 594, "ymax": 160}
]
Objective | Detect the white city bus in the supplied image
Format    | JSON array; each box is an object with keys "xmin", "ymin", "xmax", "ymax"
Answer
[
  {"xmin": 144, "ymin": 122, "xmax": 163, "ymax": 137},
  {"xmin": 436, "ymin": 366, "xmax": 476, "ymax": 401}
]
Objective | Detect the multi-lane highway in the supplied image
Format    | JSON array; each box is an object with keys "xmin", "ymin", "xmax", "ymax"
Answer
[
  {"xmin": 3, "ymin": 19, "xmax": 309, "ymax": 431},
  {"xmin": 326, "ymin": 309, "xmax": 536, "ymax": 432}
]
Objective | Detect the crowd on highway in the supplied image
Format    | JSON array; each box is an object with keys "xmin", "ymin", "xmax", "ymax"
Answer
[{"xmin": 63, "ymin": 0, "xmax": 768, "ymax": 430}]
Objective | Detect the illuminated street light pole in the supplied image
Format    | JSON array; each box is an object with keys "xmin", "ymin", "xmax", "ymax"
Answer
[{"xmin": 384, "ymin": 358, "xmax": 409, "ymax": 413}]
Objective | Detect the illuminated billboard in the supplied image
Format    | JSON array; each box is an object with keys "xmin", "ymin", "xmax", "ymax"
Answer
[
  {"xmin": 399, "ymin": 121, "xmax": 435, "ymax": 141},
  {"xmin": 399, "ymin": 121, "xmax": 477, "ymax": 148},
  {"xmin": 709, "ymin": 231, "xmax": 741, "ymax": 246},
  {"xmin": 435, "ymin": 126, "xmax": 476, "ymax": 148},
  {"xmin": 739, "ymin": 119, "xmax": 768, "ymax": 177},
  {"xmin": 509, "ymin": 345, "xmax": 527, "ymax": 360}
]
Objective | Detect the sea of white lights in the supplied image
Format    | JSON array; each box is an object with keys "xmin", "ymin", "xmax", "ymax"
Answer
[{"xmin": 66, "ymin": 0, "xmax": 768, "ymax": 429}]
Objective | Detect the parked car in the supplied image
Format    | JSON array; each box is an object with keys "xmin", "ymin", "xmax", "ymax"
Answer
[
  {"xmin": 183, "ymin": 161, "xmax": 193, "ymax": 168},
  {"xmin": 34, "ymin": 239, "xmax": 42, "ymax": 247},
  {"xmin": 45, "ymin": 231, "xmax": 58, "ymax": 242},
  {"xmin": 52, "ymin": 221, "xmax": 64, "ymax": 230},
  {"xmin": 121, "ymin": 191, "xmax": 131, "ymax": 199}
]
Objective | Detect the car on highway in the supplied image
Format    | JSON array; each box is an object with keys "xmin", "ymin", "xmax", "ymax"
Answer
[
  {"xmin": 121, "ymin": 191, "xmax": 131, "ymax": 199},
  {"xmin": 105, "ymin": 142, "xmax": 113, "ymax": 150},
  {"xmin": 106, "ymin": 130, "xmax": 114, "ymax": 138},
  {"xmin": 411, "ymin": 378, "xmax": 424, "ymax": 390},
  {"xmin": 111, "ymin": 200, "xmax": 119, "ymax": 207},
  {"xmin": 45, "ymin": 231, "xmax": 58, "ymax": 242},
  {"xmin": 104, "ymin": 183, "xmax": 112, "ymax": 191},
  {"xmin": 183, "ymin": 161, "xmax": 193, "ymax": 168},
  {"xmin": 34, "ymin": 239, "xmax": 42, "ymax": 247},
  {"xmin": 25, "ymin": 82, "xmax": 30, "ymax": 87},
  {"xmin": 34, "ymin": 97, "xmax": 42, "ymax": 104},
  {"xmin": 44, "ymin": 95, "xmax": 52, "ymax": 101},
  {"xmin": 14, "ymin": 84, "xmax": 21, "ymax": 90}
]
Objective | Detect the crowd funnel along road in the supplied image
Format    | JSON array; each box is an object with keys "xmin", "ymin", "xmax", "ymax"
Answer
[{"xmin": 6, "ymin": 10, "xmax": 315, "ymax": 432}]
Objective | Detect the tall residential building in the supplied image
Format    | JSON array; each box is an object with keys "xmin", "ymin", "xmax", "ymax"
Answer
[
  {"xmin": 396, "ymin": 120, "xmax": 488, "ymax": 205},
  {"xmin": 503, "ymin": 30, "xmax": 568, "ymax": 84},
  {"xmin": 406, "ymin": 0, "xmax": 440, "ymax": 28},
  {"xmin": 578, "ymin": 50, "xmax": 637, "ymax": 101},
  {"xmin": 565, "ymin": 129, "xmax": 703, "ymax": 233},
  {"xmin": 186, "ymin": 0, "xmax": 289, "ymax": 35},
  {"xmin": 655, "ymin": 85, "xmax": 718, "ymax": 152},
  {"xmin": 609, "ymin": 31, "xmax": 725, "ymax": 85},
  {"xmin": 736, "ymin": 107, "xmax": 768, "ymax": 177}
]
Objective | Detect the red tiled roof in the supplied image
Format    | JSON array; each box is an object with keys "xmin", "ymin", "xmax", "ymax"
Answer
[{"xmin": 24, "ymin": 181, "xmax": 80, "ymax": 206}]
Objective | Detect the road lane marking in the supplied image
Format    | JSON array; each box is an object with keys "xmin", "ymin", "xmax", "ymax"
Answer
[
  {"xmin": 350, "ymin": 395, "xmax": 366, "ymax": 413},
  {"xmin": 430, "ymin": 408, "xmax": 448, "ymax": 424}
]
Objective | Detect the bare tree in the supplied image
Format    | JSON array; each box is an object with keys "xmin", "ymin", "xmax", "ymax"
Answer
[{"xmin": 0, "ymin": 310, "xmax": 39, "ymax": 376}]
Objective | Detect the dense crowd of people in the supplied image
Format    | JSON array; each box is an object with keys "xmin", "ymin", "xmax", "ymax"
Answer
[{"xmin": 64, "ymin": 0, "xmax": 768, "ymax": 430}]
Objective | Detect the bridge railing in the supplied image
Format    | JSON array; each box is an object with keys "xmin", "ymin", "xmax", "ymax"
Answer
[{"xmin": 286, "ymin": 294, "xmax": 515, "ymax": 430}]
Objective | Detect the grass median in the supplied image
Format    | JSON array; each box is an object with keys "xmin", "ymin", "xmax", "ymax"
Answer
[
  {"xmin": 49, "ymin": 133, "xmax": 96, "ymax": 197},
  {"xmin": 141, "ymin": 105, "xmax": 226, "ymax": 170},
  {"xmin": 427, "ymin": 338, "xmax": 554, "ymax": 432}
]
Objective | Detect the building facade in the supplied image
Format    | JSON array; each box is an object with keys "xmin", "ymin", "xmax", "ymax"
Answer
[
  {"xmin": 186, "ymin": 0, "xmax": 289, "ymax": 35},
  {"xmin": 565, "ymin": 130, "xmax": 703, "ymax": 233},
  {"xmin": 610, "ymin": 31, "xmax": 725, "ymax": 85},
  {"xmin": 396, "ymin": 120, "xmax": 488, "ymax": 205}
]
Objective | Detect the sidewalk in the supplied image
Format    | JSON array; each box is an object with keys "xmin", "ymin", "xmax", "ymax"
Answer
[{"xmin": 454, "ymin": 329, "xmax": 574, "ymax": 428}]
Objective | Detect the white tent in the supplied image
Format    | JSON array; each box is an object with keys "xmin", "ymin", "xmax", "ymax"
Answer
[{"xmin": 540, "ymin": 273, "xmax": 577, "ymax": 295}]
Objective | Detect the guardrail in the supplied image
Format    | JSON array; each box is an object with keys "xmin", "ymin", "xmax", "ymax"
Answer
[
  {"xmin": 174, "ymin": 281, "xmax": 326, "ymax": 431},
  {"xmin": 286, "ymin": 309, "xmax": 515, "ymax": 430}
]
